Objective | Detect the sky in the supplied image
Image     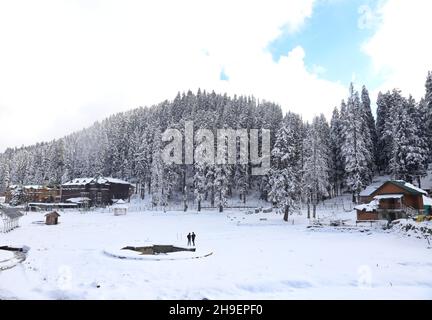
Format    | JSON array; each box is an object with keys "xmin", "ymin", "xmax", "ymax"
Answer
[{"xmin": 0, "ymin": 0, "xmax": 431, "ymax": 152}]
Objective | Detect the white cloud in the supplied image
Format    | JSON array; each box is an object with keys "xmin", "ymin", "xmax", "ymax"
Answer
[
  {"xmin": 363, "ymin": 0, "xmax": 432, "ymax": 99},
  {"xmin": 0, "ymin": 0, "xmax": 347, "ymax": 151}
]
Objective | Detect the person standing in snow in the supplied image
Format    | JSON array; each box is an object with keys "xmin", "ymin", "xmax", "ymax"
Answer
[
  {"xmin": 187, "ymin": 233, "xmax": 192, "ymax": 246},
  {"xmin": 191, "ymin": 232, "xmax": 196, "ymax": 246}
]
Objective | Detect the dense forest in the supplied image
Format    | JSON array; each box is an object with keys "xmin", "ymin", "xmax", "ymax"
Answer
[{"xmin": 1, "ymin": 72, "xmax": 431, "ymax": 217}]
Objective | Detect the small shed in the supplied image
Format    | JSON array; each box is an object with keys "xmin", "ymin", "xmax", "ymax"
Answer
[
  {"xmin": 0, "ymin": 207, "xmax": 24, "ymax": 233},
  {"xmin": 45, "ymin": 211, "xmax": 60, "ymax": 225},
  {"xmin": 112, "ymin": 199, "xmax": 128, "ymax": 216}
]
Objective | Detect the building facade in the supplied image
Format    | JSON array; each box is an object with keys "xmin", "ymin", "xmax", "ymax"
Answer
[{"xmin": 61, "ymin": 177, "xmax": 133, "ymax": 206}]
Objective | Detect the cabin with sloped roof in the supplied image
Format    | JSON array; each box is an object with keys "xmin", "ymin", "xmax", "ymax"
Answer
[{"xmin": 355, "ymin": 180, "xmax": 430, "ymax": 221}]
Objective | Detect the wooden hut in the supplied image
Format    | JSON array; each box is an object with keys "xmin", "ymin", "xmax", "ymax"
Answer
[{"xmin": 45, "ymin": 211, "xmax": 60, "ymax": 225}]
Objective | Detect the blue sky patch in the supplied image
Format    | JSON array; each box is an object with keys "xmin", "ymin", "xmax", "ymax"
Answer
[
  {"xmin": 267, "ymin": 0, "xmax": 384, "ymax": 88},
  {"xmin": 220, "ymin": 68, "xmax": 229, "ymax": 81}
]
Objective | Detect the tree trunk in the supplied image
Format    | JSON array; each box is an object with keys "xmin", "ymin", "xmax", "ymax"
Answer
[
  {"xmin": 352, "ymin": 192, "xmax": 356, "ymax": 203},
  {"xmin": 307, "ymin": 202, "xmax": 310, "ymax": 219},
  {"xmin": 198, "ymin": 200, "xmax": 201, "ymax": 212},
  {"xmin": 283, "ymin": 205, "xmax": 289, "ymax": 222},
  {"xmin": 140, "ymin": 182, "xmax": 145, "ymax": 200},
  {"xmin": 183, "ymin": 186, "xmax": 188, "ymax": 212},
  {"xmin": 417, "ymin": 176, "xmax": 422, "ymax": 188},
  {"xmin": 210, "ymin": 186, "xmax": 215, "ymax": 207},
  {"xmin": 243, "ymin": 192, "xmax": 246, "ymax": 204},
  {"xmin": 219, "ymin": 204, "xmax": 223, "ymax": 213},
  {"xmin": 312, "ymin": 204, "xmax": 316, "ymax": 219}
]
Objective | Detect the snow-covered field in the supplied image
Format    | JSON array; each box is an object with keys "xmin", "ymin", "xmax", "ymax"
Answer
[{"xmin": 0, "ymin": 209, "xmax": 431, "ymax": 300}]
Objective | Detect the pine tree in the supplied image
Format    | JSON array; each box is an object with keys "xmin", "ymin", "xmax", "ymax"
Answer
[
  {"xmin": 341, "ymin": 84, "xmax": 371, "ymax": 202},
  {"xmin": 330, "ymin": 107, "xmax": 344, "ymax": 196},
  {"xmin": 389, "ymin": 94, "xmax": 428, "ymax": 183},
  {"xmin": 302, "ymin": 116, "xmax": 331, "ymax": 218},
  {"xmin": 214, "ymin": 164, "xmax": 229, "ymax": 212},
  {"xmin": 361, "ymin": 86, "xmax": 377, "ymax": 175},
  {"xmin": 268, "ymin": 120, "xmax": 301, "ymax": 221},
  {"xmin": 376, "ymin": 91, "xmax": 393, "ymax": 173},
  {"xmin": 423, "ymin": 71, "xmax": 432, "ymax": 161},
  {"xmin": 150, "ymin": 127, "xmax": 166, "ymax": 209}
]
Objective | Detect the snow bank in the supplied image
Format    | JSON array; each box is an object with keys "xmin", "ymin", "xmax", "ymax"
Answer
[{"xmin": 389, "ymin": 219, "xmax": 432, "ymax": 240}]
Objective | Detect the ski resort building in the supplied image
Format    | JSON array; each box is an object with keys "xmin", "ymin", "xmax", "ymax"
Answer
[
  {"xmin": 355, "ymin": 180, "xmax": 431, "ymax": 221},
  {"xmin": 61, "ymin": 177, "xmax": 133, "ymax": 206},
  {"xmin": 5, "ymin": 185, "xmax": 58, "ymax": 205}
]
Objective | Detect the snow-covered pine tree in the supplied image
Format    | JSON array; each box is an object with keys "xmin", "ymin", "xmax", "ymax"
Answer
[
  {"xmin": 214, "ymin": 164, "xmax": 229, "ymax": 213},
  {"xmin": 423, "ymin": 71, "xmax": 432, "ymax": 161},
  {"xmin": 376, "ymin": 91, "xmax": 393, "ymax": 173},
  {"xmin": 361, "ymin": 86, "xmax": 377, "ymax": 175},
  {"xmin": 267, "ymin": 118, "xmax": 301, "ymax": 221},
  {"xmin": 406, "ymin": 96, "xmax": 429, "ymax": 185},
  {"xmin": 134, "ymin": 129, "xmax": 151, "ymax": 199},
  {"xmin": 330, "ymin": 107, "xmax": 345, "ymax": 196},
  {"xmin": 389, "ymin": 94, "xmax": 428, "ymax": 184},
  {"xmin": 341, "ymin": 84, "xmax": 372, "ymax": 202},
  {"xmin": 0, "ymin": 159, "xmax": 10, "ymax": 193},
  {"xmin": 302, "ymin": 116, "xmax": 331, "ymax": 218},
  {"xmin": 150, "ymin": 127, "xmax": 166, "ymax": 209},
  {"xmin": 214, "ymin": 134, "xmax": 231, "ymax": 213}
]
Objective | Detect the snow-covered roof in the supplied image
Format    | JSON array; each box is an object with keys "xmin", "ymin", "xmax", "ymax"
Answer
[
  {"xmin": 27, "ymin": 202, "xmax": 78, "ymax": 207},
  {"xmin": 393, "ymin": 180, "xmax": 427, "ymax": 195},
  {"xmin": 112, "ymin": 199, "xmax": 128, "ymax": 209},
  {"xmin": 63, "ymin": 178, "xmax": 94, "ymax": 186},
  {"xmin": 423, "ymin": 195, "xmax": 432, "ymax": 206},
  {"xmin": 63, "ymin": 177, "xmax": 132, "ymax": 186},
  {"xmin": 23, "ymin": 185, "xmax": 50, "ymax": 190},
  {"xmin": 66, "ymin": 197, "xmax": 91, "ymax": 204},
  {"xmin": 359, "ymin": 185, "xmax": 379, "ymax": 196},
  {"xmin": 98, "ymin": 177, "xmax": 131, "ymax": 185},
  {"xmin": 355, "ymin": 199, "xmax": 378, "ymax": 212},
  {"xmin": 0, "ymin": 208, "xmax": 24, "ymax": 219},
  {"xmin": 374, "ymin": 194, "xmax": 403, "ymax": 200}
]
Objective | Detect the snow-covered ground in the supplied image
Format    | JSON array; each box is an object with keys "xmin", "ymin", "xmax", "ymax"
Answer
[{"xmin": 0, "ymin": 208, "xmax": 431, "ymax": 300}]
